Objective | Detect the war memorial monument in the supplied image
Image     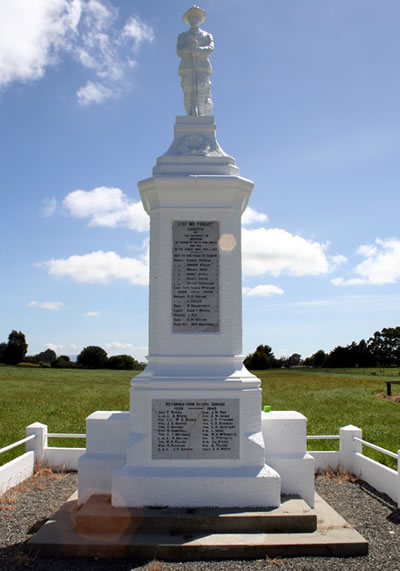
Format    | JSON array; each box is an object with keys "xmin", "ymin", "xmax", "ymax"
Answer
[
  {"xmin": 78, "ymin": 4, "xmax": 314, "ymax": 510},
  {"xmin": 28, "ymin": 7, "xmax": 367, "ymax": 559}
]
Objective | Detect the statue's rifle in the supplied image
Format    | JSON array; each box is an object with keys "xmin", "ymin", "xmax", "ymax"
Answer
[{"xmin": 191, "ymin": 32, "xmax": 199, "ymax": 116}]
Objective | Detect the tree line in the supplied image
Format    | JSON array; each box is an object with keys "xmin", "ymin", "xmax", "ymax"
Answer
[
  {"xmin": 244, "ymin": 326, "xmax": 400, "ymax": 369},
  {"xmin": 2, "ymin": 324, "xmax": 399, "ymax": 371},
  {"xmin": 0, "ymin": 330, "xmax": 145, "ymax": 371}
]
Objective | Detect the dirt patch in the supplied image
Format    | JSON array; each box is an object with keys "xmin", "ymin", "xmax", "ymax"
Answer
[{"xmin": 376, "ymin": 392, "xmax": 400, "ymax": 402}]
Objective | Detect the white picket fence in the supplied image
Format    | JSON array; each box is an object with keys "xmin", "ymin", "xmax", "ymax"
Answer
[
  {"xmin": 1, "ymin": 422, "xmax": 399, "ymax": 506},
  {"xmin": 0, "ymin": 422, "xmax": 85, "ymax": 494}
]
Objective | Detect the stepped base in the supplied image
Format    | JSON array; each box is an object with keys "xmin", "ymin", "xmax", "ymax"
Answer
[
  {"xmin": 111, "ymin": 464, "xmax": 281, "ymax": 508},
  {"xmin": 27, "ymin": 492, "xmax": 368, "ymax": 560},
  {"xmin": 76, "ymin": 494, "xmax": 317, "ymax": 534}
]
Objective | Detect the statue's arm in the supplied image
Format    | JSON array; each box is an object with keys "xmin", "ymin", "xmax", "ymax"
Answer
[
  {"xmin": 195, "ymin": 34, "xmax": 214, "ymax": 58},
  {"xmin": 176, "ymin": 33, "xmax": 192, "ymax": 58}
]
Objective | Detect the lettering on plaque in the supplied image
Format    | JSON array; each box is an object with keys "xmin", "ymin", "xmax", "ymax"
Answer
[
  {"xmin": 172, "ymin": 220, "xmax": 219, "ymax": 332},
  {"xmin": 152, "ymin": 399, "xmax": 239, "ymax": 460}
]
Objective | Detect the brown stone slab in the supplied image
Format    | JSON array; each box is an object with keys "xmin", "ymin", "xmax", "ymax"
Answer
[
  {"xmin": 75, "ymin": 494, "xmax": 317, "ymax": 534},
  {"xmin": 26, "ymin": 493, "xmax": 368, "ymax": 560}
]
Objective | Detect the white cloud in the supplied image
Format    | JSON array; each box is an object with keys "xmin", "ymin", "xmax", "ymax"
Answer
[
  {"xmin": 0, "ymin": 0, "xmax": 80, "ymax": 88},
  {"xmin": 242, "ymin": 227, "xmax": 330, "ymax": 277},
  {"xmin": 241, "ymin": 207, "xmax": 268, "ymax": 227},
  {"xmin": 46, "ymin": 343, "xmax": 79, "ymax": 355},
  {"xmin": 105, "ymin": 341, "xmax": 147, "ymax": 360},
  {"xmin": 28, "ymin": 300, "xmax": 64, "ymax": 311},
  {"xmin": 41, "ymin": 197, "xmax": 57, "ymax": 217},
  {"xmin": 332, "ymin": 238, "xmax": 400, "ymax": 286},
  {"xmin": 85, "ymin": 311, "xmax": 99, "ymax": 317},
  {"xmin": 122, "ymin": 16, "xmax": 154, "ymax": 49},
  {"xmin": 331, "ymin": 254, "xmax": 347, "ymax": 268},
  {"xmin": 43, "ymin": 250, "xmax": 149, "ymax": 286},
  {"xmin": 0, "ymin": 0, "xmax": 154, "ymax": 104},
  {"xmin": 332, "ymin": 277, "xmax": 366, "ymax": 287},
  {"xmin": 63, "ymin": 186, "xmax": 148, "ymax": 231},
  {"xmin": 243, "ymin": 285, "xmax": 284, "ymax": 297},
  {"xmin": 77, "ymin": 80, "xmax": 114, "ymax": 105}
]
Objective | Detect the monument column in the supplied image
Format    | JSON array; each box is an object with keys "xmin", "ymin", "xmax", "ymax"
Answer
[{"xmin": 111, "ymin": 6, "xmax": 281, "ymax": 508}]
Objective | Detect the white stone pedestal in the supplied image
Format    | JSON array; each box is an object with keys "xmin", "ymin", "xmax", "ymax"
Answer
[
  {"xmin": 110, "ymin": 116, "xmax": 281, "ymax": 507},
  {"xmin": 78, "ymin": 115, "xmax": 314, "ymax": 509}
]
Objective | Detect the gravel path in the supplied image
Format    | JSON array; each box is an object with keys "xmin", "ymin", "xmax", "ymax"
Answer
[{"xmin": 0, "ymin": 472, "xmax": 399, "ymax": 570}]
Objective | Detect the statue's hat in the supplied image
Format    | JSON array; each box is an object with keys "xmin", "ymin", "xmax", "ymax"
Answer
[{"xmin": 183, "ymin": 6, "xmax": 206, "ymax": 26}]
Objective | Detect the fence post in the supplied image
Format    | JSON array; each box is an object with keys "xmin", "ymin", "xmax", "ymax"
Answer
[
  {"xmin": 26, "ymin": 422, "xmax": 47, "ymax": 465},
  {"xmin": 339, "ymin": 425, "xmax": 362, "ymax": 473},
  {"xmin": 397, "ymin": 450, "xmax": 400, "ymax": 508}
]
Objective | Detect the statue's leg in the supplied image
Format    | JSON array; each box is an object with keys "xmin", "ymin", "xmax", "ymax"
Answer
[
  {"xmin": 196, "ymin": 72, "xmax": 213, "ymax": 116},
  {"xmin": 182, "ymin": 74, "xmax": 195, "ymax": 115}
]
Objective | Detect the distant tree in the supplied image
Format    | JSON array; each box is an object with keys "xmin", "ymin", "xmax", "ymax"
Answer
[
  {"xmin": 325, "ymin": 345, "xmax": 352, "ymax": 368},
  {"xmin": 36, "ymin": 348, "xmax": 57, "ymax": 364},
  {"xmin": 368, "ymin": 327, "xmax": 400, "ymax": 367},
  {"xmin": 3, "ymin": 330, "xmax": 28, "ymax": 365},
  {"xmin": 0, "ymin": 342, "xmax": 7, "ymax": 362},
  {"xmin": 107, "ymin": 354, "xmax": 141, "ymax": 370},
  {"xmin": 311, "ymin": 349, "xmax": 327, "ymax": 368},
  {"xmin": 288, "ymin": 353, "xmax": 302, "ymax": 367},
  {"xmin": 244, "ymin": 344, "xmax": 278, "ymax": 370},
  {"xmin": 77, "ymin": 346, "xmax": 108, "ymax": 369}
]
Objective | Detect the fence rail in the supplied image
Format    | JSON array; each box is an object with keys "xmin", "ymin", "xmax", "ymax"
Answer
[
  {"xmin": 47, "ymin": 433, "xmax": 86, "ymax": 439},
  {"xmin": 353, "ymin": 436, "xmax": 398, "ymax": 460},
  {"xmin": 307, "ymin": 435, "xmax": 340, "ymax": 440},
  {"xmin": 0, "ymin": 434, "xmax": 36, "ymax": 456}
]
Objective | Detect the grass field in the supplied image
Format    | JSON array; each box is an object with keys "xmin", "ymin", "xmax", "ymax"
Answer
[{"xmin": 0, "ymin": 365, "xmax": 399, "ymax": 468}]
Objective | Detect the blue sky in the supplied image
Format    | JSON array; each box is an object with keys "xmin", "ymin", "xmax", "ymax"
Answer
[{"xmin": 1, "ymin": 0, "xmax": 399, "ymax": 363}]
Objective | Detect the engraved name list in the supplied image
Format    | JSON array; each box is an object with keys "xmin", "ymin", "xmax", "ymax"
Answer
[
  {"xmin": 152, "ymin": 399, "xmax": 240, "ymax": 460},
  {"xmin": 172, "ymin": 220, "xmax": 219, "ymax": 332}
]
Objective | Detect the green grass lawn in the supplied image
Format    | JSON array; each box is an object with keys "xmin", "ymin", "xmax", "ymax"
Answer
[
  {"xmin": 259, "ymin": 367, "xmax": 400, "ymax": 468},
  {"xmin": 0, "ymin": 365, "xmax": 399, "ymax": 468}
]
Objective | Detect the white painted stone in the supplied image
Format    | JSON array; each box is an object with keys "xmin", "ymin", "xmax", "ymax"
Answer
[
  {"xmin": 26, "ymin": 422, "xmax": 47, "ymax": 464},
  {"xmin": 112, "ymin": 465, "xmax": 281, "ymax": 508},
  {"xmin": 152, "ymin": 117, "xmax": 239, "ymax": 176},
  {"xmin": 0, "ymin": 452, "xmax": 34, "ymax": 494},
  {"xmin": 111, "ymin": 116, "xmax": 281, "ymax": 507},
  {"xmin": 262, "ymin": 411, "xmax": 307, "ymax": 456},
  {"xmin": 339, "ymin": 425, "xmax": 362, "ymax": 472},
  {"xmin": 85, "ymin": 411, "xmax": 129, "ymax": 454},
  {"xmin": 78, "ymin": 412, "xmax": 129, "ymax": 504},
  {"xmin": 262, "ymin": 411, "xmax": 315, "ymax": 507},
  {"xmin": 43, "ymin": 448, "xmax": 85, "ymax": 472},
  {"xmin": 264, "ymin": 455, "xmax": 315, "ymax": 508}
]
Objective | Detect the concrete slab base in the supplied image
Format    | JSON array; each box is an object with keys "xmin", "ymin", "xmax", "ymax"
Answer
[
  {"xmin": 26, "ymin": 491, "xmax": 368, "ymax": 560},
  {"xmin": 75, "ymin": 494, "xmax": 317, "ymax": 535}
]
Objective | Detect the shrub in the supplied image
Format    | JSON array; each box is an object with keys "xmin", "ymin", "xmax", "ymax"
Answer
[
  {"xmin": 17, "ymin": 362, "xmax": 40, "ymax": 368},
  {"xmin": 107, "ymin": 354, "xmax": 141, "ymax": 370},
  {"xmin": 23, "ymin": 356, "xmax": 40, "ymax": 365},
  {"xmin": 77, "ymin": 346, "xmax": 108, "ymax": 369},
  {"xmin": 52, "ymin": 357, "xmax": 80, "ymax": 369}
]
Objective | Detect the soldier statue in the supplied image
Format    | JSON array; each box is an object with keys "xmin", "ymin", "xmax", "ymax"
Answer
[{"xmin": 177, "ymin": 6, "xmax": 214, "ymax": 116}]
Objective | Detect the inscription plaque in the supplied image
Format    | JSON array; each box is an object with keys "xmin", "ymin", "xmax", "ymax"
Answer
[
  {"xmin": 152, "ymin": 399, "xmax": 239, "ymax": 460},
  {"xmin": 172, "ymin": 220, "xmax": 219, "ymax": 332}
]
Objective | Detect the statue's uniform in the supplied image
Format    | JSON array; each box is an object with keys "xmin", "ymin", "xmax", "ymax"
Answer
[{"xmin": 177, "ymin": 28, "xmax": 214, "ymax": 116}]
